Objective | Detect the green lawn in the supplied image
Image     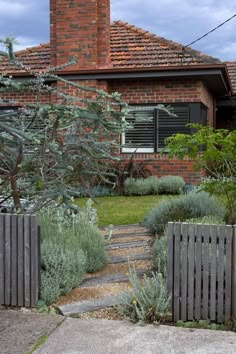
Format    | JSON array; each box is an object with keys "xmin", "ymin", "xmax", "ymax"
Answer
[{"xmin": 75, "ymin": 195, "xmax": 175, "ymax": 227}]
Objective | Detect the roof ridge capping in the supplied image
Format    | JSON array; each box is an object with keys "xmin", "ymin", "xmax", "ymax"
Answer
[
  {"xmin": 112, "ymin": 20, "xmax": 221, "ymax": 65},
  {"xmin": 15, "ymin": 43, "xmax": 50, "ymax": 56}
]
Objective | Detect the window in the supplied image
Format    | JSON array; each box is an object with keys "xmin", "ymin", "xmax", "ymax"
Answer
[{"xmin": 122, "ymin": 103, "xmax": 207, "ymax": 153}]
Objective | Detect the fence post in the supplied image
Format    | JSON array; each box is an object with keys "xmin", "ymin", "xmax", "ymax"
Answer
[
  {"xmin": 167, "ymin": 222, "xmax": 174, "ymax": 319},
  {"xmin": 232, "ymin": 226, "xmax": 236, "ymax": 320}
]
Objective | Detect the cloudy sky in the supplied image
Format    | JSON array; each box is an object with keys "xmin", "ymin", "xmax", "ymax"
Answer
[{"xmin": 0, "ymin": 0, "xmax": 236, "ymax": 61}]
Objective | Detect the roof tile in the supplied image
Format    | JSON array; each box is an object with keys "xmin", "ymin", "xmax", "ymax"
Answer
[
  {"xmin": 0, "ymin": 20, "xmax": 223, "ymax": 75},
  {"xmin": 225, "ymin": 62, "xmax": 236, "ymax": 94}
]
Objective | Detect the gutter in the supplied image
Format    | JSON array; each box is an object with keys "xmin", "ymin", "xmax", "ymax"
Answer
[{"xmin": 2, "ymin": 64, "xmax": 231, "ymax": 94}]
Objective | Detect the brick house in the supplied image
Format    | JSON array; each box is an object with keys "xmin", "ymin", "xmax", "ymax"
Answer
[{"xmin": 0, "ymin": 0, "xmax": 234, "ymax": 184}]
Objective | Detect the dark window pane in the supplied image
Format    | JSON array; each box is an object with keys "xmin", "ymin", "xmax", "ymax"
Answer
[
  {"xmin": 157, "ymin": 104, "xmax": 190, "ymax": 148},
  {"xmin": 124, "ymin": 108, "xmax": 155, "ymax": 149}
]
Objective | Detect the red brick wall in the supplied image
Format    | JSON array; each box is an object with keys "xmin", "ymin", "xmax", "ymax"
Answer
[
  {"xmin": 50, "ymin": 0, "xmax": 110, "ymax": 70},
  {"xmin": 109, "ymin": 78, "xmax": 213, "ymax": 184},
  {"xmin": 0, "ymin": 91, "xmax": 51, "ymax": 106},
  {"xmin": 118, "ymin": 154, "xmax": 204, "ymax": 184},
  {"xmin": 0, "ymin": 77, "xmax": 212, "ymax": 184},
  {"xmin": 109, "ymin": 78, "xmax": 213, "ymax": 106},
  {"xmin": 199, "ymin": 82, "xmax": 215, "ymax": 126}
]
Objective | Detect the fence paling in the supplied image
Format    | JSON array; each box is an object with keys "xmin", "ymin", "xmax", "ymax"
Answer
[
  {"xmin": 202, "ymin": 224, "xmax": 209, "ymax": 320},
  {"xmin": 0, "ymin": 215, "xmax": 4, "ymax": 304},
  {"xmin": 5, "ymin": 214, "xmax": 11, "ymax": 305},
  {"xmin": 181, "ymin": 223, "xmax": 188, "ymax": 321},
  {"xmin": 195, "ymin": 223, "xmax": 202, "ymax": 321},
  {"xmin": 210, "ymin": 225, "xmax": 217, "ymax": 321},
  {"xmin": 167, "ymin": 222, "xmax": 174, "ymax": 316},
  {"xmin": 217, "ymin": 225, "xmax": 225, "ymax": 323},
  {"xmin": 225, "ymin": 226, "xmax": 232, "ymax": 320},
  {"xmin": 168, "ymin": 222, "xmax": 236, "ymax": 323},
  {"xmin": 187, "ymin": 223, "xmax": 195, "ymax": 320},
  {"xmin": 11, "ymin": 215, "xmax": 18, "ymax": 306},
  {"xmin": 232, "ymin": 227, "xmax": 236, "ymax": 319},
  {"xmin": 18, "ymin": 215, "xmax": 24, "ymax": 307},
  {"xmin": 0, "ymin": 214, "xmax": 40, "ymax": 308},
  {"xmin": 173, "ymin": 223, "xmax": 181, "ymax": 321}
]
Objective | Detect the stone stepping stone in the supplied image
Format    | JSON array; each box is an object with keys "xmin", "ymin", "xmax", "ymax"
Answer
[
  {"xmin": 106, "ymin": 240, "xmax": 150, "ymax": 250},
  {"xmin": 104, "ymin": 233, "xmax": 152, "ymax": 242},
  {"xmin": 59, "ymin": 295, "xmax": 121, "ymax": 316},
  {"xmin": 100, "ymin": 223, "xmax": 140, "ymax": 230},
  {"xmin": 107, "ymin": 253, "xmax": 152, "ymax": 264},
  {"xmin": 105, "ymin": 231, "xmax": 152, "ymax": 239},
  {"xmin": 80, "ymin": 269, "xmax": 152, "ymax": 287}
]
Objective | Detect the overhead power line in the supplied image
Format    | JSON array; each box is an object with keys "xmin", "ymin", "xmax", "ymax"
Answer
[{"xmin": 183, "ymin": 13, "xmax": 236, "ymax": 49}]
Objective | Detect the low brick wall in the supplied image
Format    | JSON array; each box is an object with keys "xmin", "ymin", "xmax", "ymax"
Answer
[{"xmin": 119, "ymin": 154, "xmax": 204, "ymax": 184}]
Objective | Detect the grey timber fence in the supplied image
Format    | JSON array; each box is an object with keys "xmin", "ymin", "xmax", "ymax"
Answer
[
  {"xmin": 167, "ymin": 222, "xmax": 236, "ymax": 323},
  {"xmin": 0, "ymin": 214, "xmax": 40, "ymax": 308}
]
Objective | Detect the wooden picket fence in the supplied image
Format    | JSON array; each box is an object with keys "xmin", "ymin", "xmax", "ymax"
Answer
[
  {"xmin": 0, "ymin": 214, "xmax": 40, "ymax": 308},
  {"xmin": 167, "ymin": 222, "xmax": 236, "ymax": 323}
]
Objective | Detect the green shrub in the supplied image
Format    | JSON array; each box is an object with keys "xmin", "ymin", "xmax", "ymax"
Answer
[
  {"xmin": 39, "ymin": 201, "xmax": 107, "ymax": 303},
  {"xmin": 185, "ymin": 215, "xmax": 225, "ymax": 224},
  {"xmin": 143, "ymin": 192, "xmax": 225, "ymax": 234},
  {"xmin": 158, "ymin": 175, "xmax": 185, "ymax": 195},
  {"xmin": 124, "ymin": 178, "xmax": 138, "ymax": 195},
  {"xmin": 118, "ymin": 268, "xmax": 170, "ymax": 323},
  {"xmin": 153, "ymin": 236, "xmax": 167, "ymax": 277},
  {"xmin": 40, "ymin": 235, "xmax": 86, "ymax": 305},
  {"xmin": 91, "ymin": 185, "xmax": 118, "ymax": 197},
  {"xmin": 71, "ymin": 222, "xmax": 107, "ymax": 273},
  {"xmin": 124, "ymin": 176, "xmax": 159, "ymax": 196},
  {"xmin": 124, "ymin": 177, "xmax": 150, "ymax": 196},
  {"xmin": 146, "ymin": 176, "xmax": 159, "ymax": 194}
]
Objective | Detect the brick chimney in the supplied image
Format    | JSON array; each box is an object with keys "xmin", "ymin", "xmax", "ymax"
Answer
[{"xmin": 50, "ymin": 0, "xmax": 111, "ymax": 70}]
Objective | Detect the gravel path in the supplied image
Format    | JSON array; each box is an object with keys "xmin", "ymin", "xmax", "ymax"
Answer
[{"xmin": 58, "ymin": 224, "xmax": 155, "ymax": 315}]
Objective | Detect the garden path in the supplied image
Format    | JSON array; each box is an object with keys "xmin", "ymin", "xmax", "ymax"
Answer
[{"xmin": 57, "ymin": 224, "xmax": 155, "ymax": 316}]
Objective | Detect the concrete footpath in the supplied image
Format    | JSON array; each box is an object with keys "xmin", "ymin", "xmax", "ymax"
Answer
[
  {"xmin": 1, "ymin": 311, "xmax": 236, "ymax": 354},
  {"xmin": 35, "ymin": 317, "xmax": 236, "ymax": 354},
  {"xmin": 0, "ymin": 310, "xmax": 63, "ymax": 354}
]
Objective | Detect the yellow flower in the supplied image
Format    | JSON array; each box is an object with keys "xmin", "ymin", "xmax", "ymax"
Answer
[
  {"xmin": 132, "ymin": 300, "xmax": 137, "ymax": 305},
  {"xmin": 126, "ymin": 272, "xmax": 129, "ymax": 276}
]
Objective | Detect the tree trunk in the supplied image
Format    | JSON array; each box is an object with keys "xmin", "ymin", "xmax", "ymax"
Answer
[{"xmin": 10, "ymin": 176, "xmax": 22, "ymax": 211}]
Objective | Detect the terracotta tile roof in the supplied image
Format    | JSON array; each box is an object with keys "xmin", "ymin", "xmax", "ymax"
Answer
[
  {"xmin": 225, "ymin": 62, "xmax": 236, "ymax": 94},
  {"xmin": 0, "ymin": 44, "xmax": 50, "ymax": 74},
  {"xmin": 110, "ymin": 21, "xmax": 221, "ymax": 68},
  {"xmin": 0, "ymin": 21, "xmax": 222, "ymax": 75}
]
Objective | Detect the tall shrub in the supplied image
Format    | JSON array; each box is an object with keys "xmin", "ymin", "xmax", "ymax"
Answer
[
  {"xmin": 0, "ymin": 37, "xmax": 128, "ymax": 212},
  {"xmin": 165, "ymin": 124, "xmax": 236, "ymax": 223},
  {"xmin": 66, "ymin": 222, "xmax": 107, "ymax": 273},
  {"xmin": 40, "ymin": 239, "xmax": 86, "ymax": 305},
  {"xmin": 143, "ymin": 192, "xmax": 225, "ymax": 234},
  {"xmin": 39, "ymin": 201, "xmax": 107, "ymax": 303}
]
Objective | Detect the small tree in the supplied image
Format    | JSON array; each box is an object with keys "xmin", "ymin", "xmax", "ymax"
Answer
[
  {"xmin": 164, "ymin": 123, "xmax": 236, "ymax": 224},
  {"xmin": 0, "ymin": 38, "xmax": 128, "ymax": 212}
]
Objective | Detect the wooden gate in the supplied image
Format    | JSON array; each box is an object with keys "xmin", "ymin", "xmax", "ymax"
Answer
[
  {"xmin": 0, "ymin": 214, "xmax": 40, "ymax": 307},
  {"xmin": 167, "ymin": 222, "xmax": 236, "ymax": 323}
]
